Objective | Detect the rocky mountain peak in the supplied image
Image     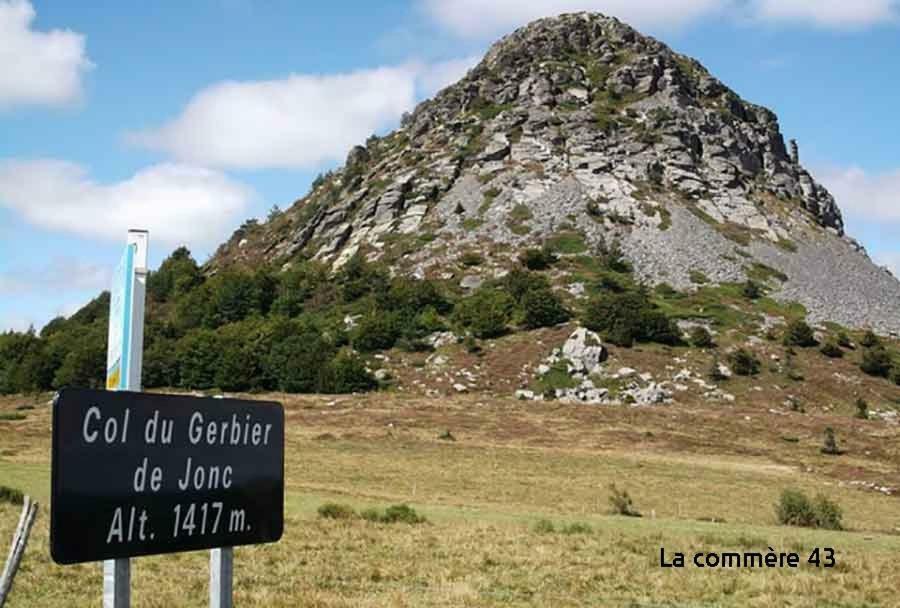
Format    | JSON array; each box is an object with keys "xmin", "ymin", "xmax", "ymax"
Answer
[{"xmin": 209, "ymin": 12, "xmax": 900, "ymax": 334}]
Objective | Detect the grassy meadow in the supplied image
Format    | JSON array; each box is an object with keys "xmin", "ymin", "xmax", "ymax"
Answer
[{"xmin": 1, "ymin": 390, "xmax": 899, "ymax": 607}]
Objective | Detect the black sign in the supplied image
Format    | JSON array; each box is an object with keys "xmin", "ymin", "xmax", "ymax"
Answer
[{"xmin": 51, "ymin": 388, "xmax": 283, "ymax": 564}]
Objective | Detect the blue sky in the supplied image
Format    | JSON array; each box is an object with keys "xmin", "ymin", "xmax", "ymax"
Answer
[{"xmin": 1, "ymin": 0, "xmax": 899, "ymax": 332}]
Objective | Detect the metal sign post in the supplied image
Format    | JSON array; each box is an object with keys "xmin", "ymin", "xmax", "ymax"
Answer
[
  {"xmin": 104, "ymin": 230, "xmax": 148, "ymax": 608},
  {"xmin": 52, "ymin": 229, "xmax": 285, "ymax": 607},
  {"xmin": 210, "ymin": 548, "xmax": 233, "ymax": 608}
]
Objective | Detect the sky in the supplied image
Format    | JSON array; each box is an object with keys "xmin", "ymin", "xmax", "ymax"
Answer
[{"xmin": 1, "ymin": 0, "xmax": 898, "ymax": 332}]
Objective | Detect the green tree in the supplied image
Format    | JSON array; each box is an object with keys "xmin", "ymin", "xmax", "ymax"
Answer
[
  {"xmin": 783, "ymin": 319, "xmax": 817, "ymax": 347},
  {"xmin": 176, "ymin": 329, "xmax": 221, "ymax": 390},
  {"xmin": 204, "ymin": 271, "xmax": 264, "ymax": 328},
  {"xmin": 582, "ymin": 289, "xmax": 679, "ymax": 347},
  {"xmin": 320, "ymin": 351, "xmax": 377, "ymax": 394},
  {"xmin": 147, "ymin": 247, "xmax": 202, "ymax": 302},
  {"xmin": 452, "ymin": 288, "xmax": 514, "ymax": 339},
  {"xmin": 52, "ymin": 328, "xmax": 106, "ymax": 389},
  {"xmin": 265, "ymin": 328, "xmax": 335, "ymax": 393},
  {"xmin": 860, "ymin": 346, "xmax": 893, "ymax": 378},
  {"xmin": 522, "ymin": 287, "xmax": 570, "ymax": 329}
]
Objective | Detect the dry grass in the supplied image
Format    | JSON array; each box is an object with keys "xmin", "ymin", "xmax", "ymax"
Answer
[{"xmin": 1, "ymin": 390, "xmax": 900, "ymax": 606}]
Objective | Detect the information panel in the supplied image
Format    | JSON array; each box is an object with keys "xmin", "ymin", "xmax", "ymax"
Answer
[{"xmin": 51, "ymin": 388, "xmax": 284, "ymax": 565}]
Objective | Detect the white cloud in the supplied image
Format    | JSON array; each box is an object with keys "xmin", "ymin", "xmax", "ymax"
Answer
[
  {"xmin": 129, "ymin": 59, "xmax": 483, "ymax": 171},
  {"xmin": 0, "ymin": 258, "xmax": 110, "ymax": 296},
  {"xmin": 420, "ymin": 0, "xmax": 727, "ymax": 38},
  {"xmin": 817, "ymin": 166, "xmax": 900, "ymax": 223},
  {"xmin": 0, "ymin": 160, "xmax": 256, "ymax": 247},
  {"xmin": 130, "ymin": 66, "xmax": 418, "ymax": 170},
  {"xmin": 419, "ymin": 0, "xmax": 899, "ymax": 37},
  {"xmin": 0, "ymin": 0, "xmax": 92, "ymax": 109},
  {"xmin": 817, "ymin": 165, "xmax": 900, "ymax": 275},
  {"xmin": 751, "ymin": 0, "xmax": 898, "ymax": 28}
]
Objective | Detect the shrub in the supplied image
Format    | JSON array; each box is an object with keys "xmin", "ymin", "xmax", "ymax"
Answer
[
  {"xmin": 893, "ymin": 368, "xmax": 900, "ymax": 386},
  {"xmin": 452, "ymin": 288, "xmax": 514, "ymax": 339},
  {"xmin": 0, "ymin": 485, "xmax": 24, "ymax": 505},
  {"xmin": 783, "ymin": 348, "xmax": 804, "ymax": 382},
  {"xmin": 727, "ymin": 348, "xmax": 761, "ymax": 376},
  {"xmin": 582, "ymin": 290, "xmax": 679, "ymax": 347},
  {"xmin": 820, "ymin": 341, "xmax": 844, "ymax": 358},
  {"xmin": 837, "ymin": 331, "xmax": 853, "ymax": 348},
  {"xmin": 437, "ymin": 430, "xmax": 456, "ymax": 441},
  {"xmin": 775, "ymin": 489, "xmax": 842, "ymax": 530},
  {"xmin": 522, "ymin": 288, "xmax": 571, "ymax": 329},
  {"xmin": 860, "ymin": 347, "xmax": 893, "ymax": 378},
  {"xmin": 520, "ymin": 247, "xmax": 558, "ymax": 271},
  {"xmin": 562, "ymin": 522, "xmax": 593, "ymax": 535},
  {"xmin": 320, "ymin": 351, "xmax": 377, "ymax": 394},
  {"xmin": 318, "ymin": 502, "xmax": 357, "ymax": 520},
  {"xmin": 361, "ymin": 504, "xmax": 426, "ymax": 524},
  {"xmin": 690, "ymin": 326, "xmax": 714, "ymax": 348},
  {"xmin": 860, "ymin": 330, "xmax": 880, "ymax": 348},
  {"xmin": 741, "ymin": 280, "xmax": 763, "ymax": 300},
  {"xmin": 608, "ymin": 484, "xmax": 641, "ymax": 517},
  {"xmin": 351, "ymin": 312, "xmax": 401, "ymax": 352},
  {"xmin": 533, "ymin": 519, "xmax": 556, "ymax": 534},
  {"xmin": 783, "ymin": 319, "xmax": 817, "ymax": 347},
  {"xmin": 821, "ymin": 427, "xmax": 841, "ymax": 455},
  {"xmin": 265, "ymin": 328, "xmax": 335, "ymax": 393},
  {"xmin": 854, "ymin": 398, "xmax": 869, "ymax": 420},
  {"xmin": 596, "ymin": 240, "xmax": 633, "ymax": 274},
  {"xmin": 775, "ymin": 489, "xmax": 816, "ymax": 527},
  {"xmin": 812, "ymin": 494, "xmax": 844, "ymax": 530},
  {"xmin": 460, "ymin": 251, "xmax": 484, "ymax": 267}
]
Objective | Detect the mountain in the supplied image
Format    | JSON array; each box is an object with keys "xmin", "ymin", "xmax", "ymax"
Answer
[{"xmin": 208, "ymin": 13, "xmax": 899, "ymax": 335}]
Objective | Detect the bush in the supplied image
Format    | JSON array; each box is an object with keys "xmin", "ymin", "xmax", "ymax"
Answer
[
  {"xmin": 820, "ymin": 340, "xmax": 844, "ymax": 358},
  {"xmin": 821, "ymin": 427, "xmax": 841, "ymax": 455},
  {"xmin": 741, "ymin": 280, "xmax": 763, "ymax": 300},
  {"xmin": 460, "ymin": 251, "xmax": 484, "ymax": 267},
  {"xmin": 522, "ymin": 288, "xmax": 571, "ymax": 329},
  {"xmin": 320, "ymin": 351, "xmax": 377, "ymax": 394},
  {"xmin": 582, "ymin": 290, "xmax": 679, "ymax": 347},
  {"xmin": 265, "ymin": 328, "xmax": 335, "ymax": 393},
  {"xmin": 561, "ymin": 522, "xmax": 593, "ymax": 535},
  {"xmin": 351, "ymin": 312, "xmax": 401, "ymax": 352},
  {"xmin": 608, "ymin": 484, "xmax": 641, "ymax": 517},
  {"xmin": 727, "ymin": 348, "xmax": 761, "ymax": 376},
  {"xmin": 382, "ymin": 504, "xmax": 426, "ymax": 524},
  {"xmin": 520, "ymin": 247, "xmax": 558, "ymax": 271},
  {"xmin": 860, "ymin": 330, "xmax": 881, "ymax": 348},
  {"xmin": 0, "ymin": 485, "xmax": 24, "ymax": 505},
  {"xmin": 533, "ymin": 519, "xmax": 556, "ymax": 534},
  {"xmin": 837, "ymin": 331, "xmax": 853, "ymax": 348},
  {"xmin": 860, "ymin": 347, "xmax": 893, "ymax": 378},
  {"xmin": 783, "ymin": 319, "xmax": 817, "ymax": 347},
  {"xmin": 361, "ymin": 504, "xmax": 426, "ymax": 524},
  {"xmin": 690, "ymin": 326, "xmax": 714, "ymax": 348},
  {"xmin": 452, "ymin": 288, "xmax": 514, "ymax": 339},
  {"xmin": 893, "ymin": 368, "xmax": 900, "ymax": 386},
  {"xmin": 775, "ymin": 488, "xmax": 842, "ymax": 530},
  {"xmin": 854, "ymin": 398, "xmax": 869, "ymax": 420},
  {"xmin": 317, "ymin": 502, "xmax": 357, "ymax": 520}
]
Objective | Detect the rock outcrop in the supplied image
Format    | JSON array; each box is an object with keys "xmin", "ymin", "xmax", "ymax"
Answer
[{"xmin": 208, "ymin": 12, "xmax": 900, "ymax": 334}]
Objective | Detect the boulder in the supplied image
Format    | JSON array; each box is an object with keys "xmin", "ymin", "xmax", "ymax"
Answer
[{"xmin": 561, "ymin": 328, "xmax": 608, "ymax": 375}]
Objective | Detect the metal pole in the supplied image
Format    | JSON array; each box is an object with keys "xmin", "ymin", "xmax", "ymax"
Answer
[
  {"xmin": 104, "ymin": 230, "xmax": 148, "ymax": 608},
  {"xmin": 209, "ymin": 548, "xmax": 233, "ymax": 608}
]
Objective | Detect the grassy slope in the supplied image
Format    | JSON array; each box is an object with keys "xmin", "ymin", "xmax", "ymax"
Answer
[{"xmin": 1, "ymin": 389, "xmax": 899, "ymax": 607}]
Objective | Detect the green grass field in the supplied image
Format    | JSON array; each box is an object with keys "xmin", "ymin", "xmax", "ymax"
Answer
[{"xmin": 1, "ymin": 391, "xmax": 899, "ymax": 607}]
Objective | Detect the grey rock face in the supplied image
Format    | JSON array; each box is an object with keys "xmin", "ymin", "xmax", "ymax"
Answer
[{"xmin": 209, "ymin": 12, "xmax": 900, "ymax": 334}]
